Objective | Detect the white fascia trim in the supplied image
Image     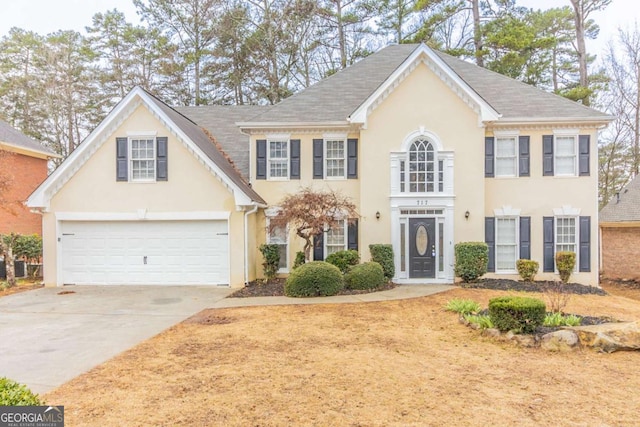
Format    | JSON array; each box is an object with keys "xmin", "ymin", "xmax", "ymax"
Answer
[
  {"xmin": 495, "ymin": 117, "xmax": 614, "ymax": 124},
  {"xmin": 349, "ymin": 44, "xmax": 500, "ymax": 125},
  {"xmin": 0, "ymin": 141, "xmax": 61, "ymax": 159},
  {"xmin": 237, "ymin": 121, "xmax": 350, "ymax": 129},
  {"xmin": 55, "ymin": 211, "xmax": 231, "ymax": 221},
  {"xmin": 27, "ymin": 87, "xmax": 148, "ymax": 209}
]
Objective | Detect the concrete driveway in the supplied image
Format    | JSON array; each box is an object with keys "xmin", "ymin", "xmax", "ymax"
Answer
[{"xmin": 0, "ymin": 285, "xmax": 233, "ymax": 394}]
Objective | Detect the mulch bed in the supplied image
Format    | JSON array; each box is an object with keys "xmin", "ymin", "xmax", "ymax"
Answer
[
  {"xmin": 462, "ymin": 278, "xmax": 608, "ymax": 296},
  {"xmin": 228, "ymin": 278, "xmax": 397, "ymax": 298}
]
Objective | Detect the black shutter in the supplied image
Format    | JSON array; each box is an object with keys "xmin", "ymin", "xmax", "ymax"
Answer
[
  {"xmin": 543, "ymin": 216, "xmax": 555, "ymax": 272},
  {"xmin": 256, "ymin": 139, "xmax": 267, "ymax": 179},
  {"xmin": 518, "ymin": 136, "xmax": 530, "ymax": 177},
  {"xmin": 485, "ymin": 217, "xmax": 495, "ymax": 272},
  {"xmin": 348, "ymin": 219, "xmax": 358, "ymax": 250},
  {"xmin": 485, "ymin": 137, "xmax": 494, "ymax": 178},
  {"xmin": 579, "ymin": 216, "xmax": 591, "ymax": 272},
  {"xmin": 543, "ymin": 135, "xmax": 554, "ymax": 176},
  {"xmin": 313, "ymin": 233, "xmax": 324, "ymax": 261},
  {"xmin": 116, "ymin": 137, "xmax": 128, "ymax": 181},
  {"xmin": 290, "ymin": 139, "xmax": 300, "ymax": 179},
  {"xmin": 579, "ymin": 135, "xmax": 590, "ymax": 176},
  {"xmin": 347, "ymin": 138, "xmax": 358, "ymax": 179},
  {"xmin": 156, "ymin": 137, "xmax": 168, "ymax": 181},
  {"xmin": 519, "ymin": 216, "xmax": 531, "ymax": 260},
  {"xmin": 313, "ymin": 139, "xmax": 323, "ymax": 179}
]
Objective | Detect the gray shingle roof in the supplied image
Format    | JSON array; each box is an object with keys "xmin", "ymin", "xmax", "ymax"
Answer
[
  {"xmin": 175, "ymin": 105, "xmax": 264, "ymax": 181},
  {"xmin": 600, "ymin": 176, "xmax": 640, "ymax": 223},
  {"xmin": 0, "ymin": 119, "xmax": 56, "ymax": 156},
  {"xmin": 142, "ymin": 89, "xmax": 266, "ymax": 205},
  {"xmin": 242, "ymin": 44, "xmax": 611, "ymax": 123}
]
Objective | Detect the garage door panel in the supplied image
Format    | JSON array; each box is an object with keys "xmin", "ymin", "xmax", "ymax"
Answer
[{"xmin": 61, "ymin": 220, "xmax": 229, "ymax": 286}]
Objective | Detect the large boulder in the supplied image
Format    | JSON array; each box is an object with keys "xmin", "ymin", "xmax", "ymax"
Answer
[
  {"xmin": 541, "ymin": 330, "xmax": 580, "ymax": 352},
  {"xmin": 568, "ymin": 321, "xmax": 640, "ymax": 353}
]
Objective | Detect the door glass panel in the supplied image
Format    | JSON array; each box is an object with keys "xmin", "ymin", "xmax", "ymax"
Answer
[
  {"xmin": 416, "ymin": 225, "xmax": 428, "ymax": 256},
  {"xmin": 438, "ymin": 222, "xmax": 444, "ymax": 272},
  {"xmin": 400, "ymin": 223, "xmax": 406, "ymax": 272}
]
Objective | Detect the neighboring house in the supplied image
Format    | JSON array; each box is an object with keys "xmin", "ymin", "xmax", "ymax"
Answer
[
  {"xmin": 599, "ymin": 176, "xmax": 640, "ymax": 280},
  {"xmin": 0, "ymin": 119, "xmax": 59, "ymax": 235},
  {"xmin": 27, "ymin": 44, "xmax": 612, "ymax": 287}
]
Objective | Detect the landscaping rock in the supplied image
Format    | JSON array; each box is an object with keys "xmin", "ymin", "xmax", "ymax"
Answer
[
  {"xmin": 482, "ymin": 328, "xmax": 501, "ymax": 338},
  {"xmin": 541, "ymin": 330, "xmax": 580, "ymax": 352},
  {"xmin": 568, "ymin": 321, "xmax": 640, "ymax": 353}
]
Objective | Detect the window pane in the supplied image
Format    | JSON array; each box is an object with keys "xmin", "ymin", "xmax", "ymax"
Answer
[
  {"xmin": 400, "ymin": 223, "xmax": 406, "ymax": 273},
  {"xmin": 268, "ymin": 223, "xmax": 288, "ymax": 270},
  {"xmin": 496, "ymin": 245, "xmax": 517, "ymax": 270},
  {"xmin": 556, "ymin": 137, "xmax": 575, "ymax": 155},
  {"xmin": 325, "ymin": 140, "xmax": 345, "ymax": 177},
  {"xmin": 326, "ymin": 221, "xmax": 346, "ymax": 254},
  {"xmin": 496, "ymin": 218, "xmax": 517, "ymax": 271},
  {"xmin": 130, "ymin": 138, "xmax": 155, "ymax": 180},
  {"xmin": 496, "ymin": 158, "xmax": 516, "ymax": 176},
  {"xmin": 556, "ymin": 156, "xmax": 575, "ymax": 175},
  {"xmin": 495, "ymin": 137, "xmax": 516, "ymax": 176},
  {"xmin": 496, "ymin": 137, "xmax": 515, "ymax": 156}
]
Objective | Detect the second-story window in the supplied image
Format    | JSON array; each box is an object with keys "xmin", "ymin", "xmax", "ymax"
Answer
[
  {"xmin": 325, "ymin": 139, "xmax": 345, "ymax": 178},
  {"xmin": 130, "ymin": 138, "xmax": 156, "ymax": 181},
  {"xmin": 268, "ymin": 140, "xmax": 289, "ymax": 179},
  {"xmin": 495, "ymin": 136, "xmax": 517, "ymax": 177},
  {"xmin": 405, "ymin": 138, "xmax": 439, "ymax": 193},
  {"xmin": 555, "ymin": 135, "xmax": 577, "ymax": 176}
]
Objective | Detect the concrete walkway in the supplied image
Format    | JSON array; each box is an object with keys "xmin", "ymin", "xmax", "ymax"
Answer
[
  {"xmin": 213, "ymin": 284, "xmax": 456, "ymax": 308},
  {"xmin": 0, "ymin": 284, "xmax": 455, "ymax": 395}
]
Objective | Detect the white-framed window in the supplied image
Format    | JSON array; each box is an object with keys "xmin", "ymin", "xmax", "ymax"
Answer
[
  {"xmin": 555, "ymin": 216, "xmax": 577, "ymax": 255},
  {"xmin": 496, "ymin": 217, "xmax": 518, "ymax": 272},
  {"xmin": 555, "ymin": 135, "xmax": 577, "ymax": 176},
  {"xmin": 266, "ymin": 218, "xmax": 288, "ymax": 272},
  {"xmin": 495, "ymin": 136, "xmax": 517, "ymax": 177},
  {"xmin": 130, "ymin": 137, "xmax": 156, "ymax": 181},
  {"xmin": 325, "ymin": 139, "xmax": 346, "ymax": 178},
  {"xmin": 404, "ymin": 138, "xmax": 439, "ymax": 193},
  {"xmin": 268, "ymin": 140, "xmax": 289, "ymax": 179},
  {"xmin": 325, "ymin": 220, "xmax": 347, "ymax": 255}
]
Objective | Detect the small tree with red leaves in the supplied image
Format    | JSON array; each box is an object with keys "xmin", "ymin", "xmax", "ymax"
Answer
[{"xmin": 269, "ymin": 188, "xmax": 358, "ymax": 262}]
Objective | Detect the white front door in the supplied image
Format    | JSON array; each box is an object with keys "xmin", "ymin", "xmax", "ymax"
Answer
[{"xmin": 60, "ymin": 220, "xmax": 229, "ymax": 285}]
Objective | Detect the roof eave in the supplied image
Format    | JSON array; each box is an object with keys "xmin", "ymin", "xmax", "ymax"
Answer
[
  {"xmin": 237, "ymin": 121, "xmax": 351, "ymax": 130},
  {"xmin": 493, "ymin": 116, "xmax": 614, "ymax": 126},
  {"xmin": 0, "ymin": 141, "xmax": 61, "ymax": 159}
]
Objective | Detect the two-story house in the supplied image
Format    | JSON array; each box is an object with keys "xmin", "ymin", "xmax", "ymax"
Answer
[
  {"xmin": 0, "ymin": 119, "xmax": 59, "ymax": 235},
  {"xmin": 27, "ymin": 44, "xmax": 611, "ymax": 287}
]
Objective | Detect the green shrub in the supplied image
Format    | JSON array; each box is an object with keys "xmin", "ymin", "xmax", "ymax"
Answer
[
  {"xmin": 344, "ymin": 262, "xmax": 385, "ymax": 290},
  {"xmin": 454, "ymin": 242, "xmax": 488, "ymax": 282},
  {"xmin": 369, "ymin": 244, "xmax": 394, "ymax": 279},
  {"xmin": 0, "ymin": 377, "xmax": 41, "ymax": 406},
  {"xmin": 556, "ymin": 251, "xmax": 576, "ymax": 283},
  {"xmin": 325, "ymin": 250, "xmax": 360, "ymax": 273},
  {"xmin": 463, "ymin": 313, "xmax": 495, "ymax": 329},
  {"xmin": 544, "ymin": 312, "xmax": 582, "ymax": 327},
  {"xmin": 445, "ymin": 298, "xmax": 481, "ymax": 315},
  {"xmin": 285, "ymin": 261, "xmax": 343, "ymax": 297},
  {"xmin": 516, "ymin": 259, "xmax": 539, "ymax": 282},
  {"xmin": 259, "ymin": 244, "xmax": 281, "ymax": 281},
  {"xmin": 293, "ymin": 251, "xmax": 306, "ymax": 269},
  {"xmin": 488, "ymin": 296, "xmax": 546, "ymax": 334}
]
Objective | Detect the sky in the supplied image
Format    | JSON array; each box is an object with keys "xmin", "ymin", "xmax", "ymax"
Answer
[{"xmin": 0, "ymin": 0, "xmax": 637, "ymax": 58}]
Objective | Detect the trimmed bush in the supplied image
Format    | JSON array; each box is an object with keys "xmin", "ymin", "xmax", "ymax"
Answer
[
  {"xmin": 556, "ymin": 251, "xmax": 576, "ymax": 283},
  {"xmin": 344, "ymin": 262, "xmax": 385, "ymax": 290},
  {"xmin": 325, "ymin": 249, "xmax": 360, "ymax": 273},
  {"xmin": 488, "ymin": 296, "xmax": 546, "ymax": 334},
  {"xmin": 454, "ymin": 242, "xmax": 488, "ymax": 282},
  {"xmin": 516, "ymin": 259, "xmax": 539, "ymax": 282},
  {"xmin": 0, "ymin": 377, "xmax": 41, "ymax": 406},
  {"xmin": 293, "ymin": 251, "xmax": 306, "ymax": 269},
  {"xmin": 259, "ymin": 244, "xmax": 281, "ymax": 281},
  {"xmin": 369, "ymin": 244, "xmax": 394, "ymax": 280},
  {"xmin": 285, "ymin": 261, "xmax": 343, "ymax": 297}
]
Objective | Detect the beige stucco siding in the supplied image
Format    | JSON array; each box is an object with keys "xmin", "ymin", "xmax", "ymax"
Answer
[
  {"xmin": 484, "ymin": 128, "xmax": 600, "ymax": 286},
  {"xmin": 42, "ymin": 105, "xmax": 250, "ymax": 287},
  {"xmin": 361, "ymin": 63, "xmax": 485, "ymax": 254}
]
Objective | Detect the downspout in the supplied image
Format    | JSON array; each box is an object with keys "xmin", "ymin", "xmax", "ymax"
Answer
[{"xmin": 244, "ymin": 204, "xmax": 259, "ymax": 286}]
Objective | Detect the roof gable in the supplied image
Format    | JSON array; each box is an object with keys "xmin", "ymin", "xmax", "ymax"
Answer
[
  {"xmin": 28, "ymin": 87, "xmax": 265, "ymax": 209},
  {"xmin": 0, "ymin": 119, "xmax": 59, "ymax": 159},
  {"xmin": 600, "ymin": 176, "xmax": 640, "ymax": 223}
]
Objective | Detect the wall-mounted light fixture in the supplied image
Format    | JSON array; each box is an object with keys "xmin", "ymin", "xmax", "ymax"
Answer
[
  {"xmin": 464, "ymin": 210, "xmax": 470, "ymax": 220},
  {"xmin": 375, "ymin": 211, "xmax": 381, "ymax": 220}
]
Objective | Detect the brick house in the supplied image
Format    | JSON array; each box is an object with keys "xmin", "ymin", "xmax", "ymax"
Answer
[
  {"xmin": 599, "ymin": 176, "xmax": 640, "ymax": 280},
  {"xmin": 0, "ymin": 119, "xmax": 59, "ymax": 235}
]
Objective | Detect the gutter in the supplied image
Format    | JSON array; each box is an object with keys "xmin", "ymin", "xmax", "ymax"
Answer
[{"xmin": 244, "ymin": 204, "xmax": 259, "ymax": 286}]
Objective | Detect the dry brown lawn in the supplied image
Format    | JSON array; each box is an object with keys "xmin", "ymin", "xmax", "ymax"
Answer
[{"xmin": 45, "ymin": 288, "xmax": 640, "ymax": 427}]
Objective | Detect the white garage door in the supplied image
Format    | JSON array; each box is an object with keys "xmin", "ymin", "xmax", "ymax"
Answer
[{"xmin": 60, "ymin": 220, "xmax": 229, "ymax": 285}]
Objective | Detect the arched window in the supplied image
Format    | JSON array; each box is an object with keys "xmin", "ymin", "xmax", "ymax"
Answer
[{"xmin": 400, "ymin": 138, "xmax": 442, "ymax": 193}]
